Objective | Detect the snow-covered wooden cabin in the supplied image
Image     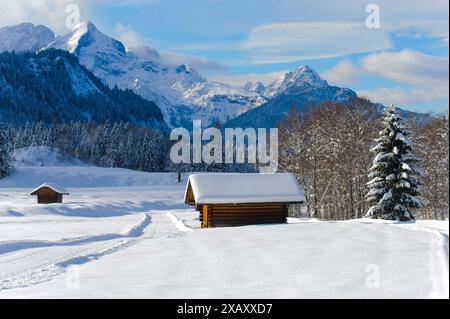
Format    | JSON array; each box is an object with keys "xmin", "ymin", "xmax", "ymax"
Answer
[
  {"xmin": 184, "ymin": 173, "xmax": 305, "ymax": 228},
  {"xmin": 30, "ymin": 183, "xmax": 69, "ymax": 204}
]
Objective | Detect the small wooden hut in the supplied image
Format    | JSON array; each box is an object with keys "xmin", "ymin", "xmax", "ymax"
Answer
[
  {"xmin": 184, "ymin": 173, "xmax": 305, "ymax": 228},
  {"xmin": 30, "ymin": 183, "xmax": 69, "ymax": 204}
]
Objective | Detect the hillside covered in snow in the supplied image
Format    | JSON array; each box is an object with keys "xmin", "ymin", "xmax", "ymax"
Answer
[
  {"xmin": 0, "ymin": 162, "xmax": 448, "ymax": 298},
  {"xmin": 10, "ymin": 146, "xmax": 88, "ymax": 168}
]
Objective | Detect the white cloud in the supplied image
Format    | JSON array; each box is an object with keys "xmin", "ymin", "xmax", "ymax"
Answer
[
  {"xmin": 0, "ymin": 0, "xmax": 92, "ymax": 35},
  {"xmin": 361, "ymin": 50, "xmax": 449, "ymax": 86},
  {"xmin": 320, "ymin": 60, "xmax": 362, "ymax": 86},
  {"xmin": 239, "ymin": 22, "xmax": 392, "ymax": 64},
  {"xmin": 323, "ymin": 50, "xmax": 449, "ymax": 87},
  {"xmin": 113, "ymin": 22, "xmax": 146, "ymax": 48},
  {"xmin": 358, "ymin": 86, "xmax": 449, "ymax": 112},
  {"xmin": 353, "ymin": 50, "xmax": 449, "ymax": 109},
  {"xmin": 0, "ymin": 0, "xmax": 159, "ymax": 35},
  {"xmin": 322, "ymin": 50, "xmax": 449, "ymax": 109},
  {"xmin": 209, "ymin": 71, "xmax": 288, "ymax": 86}
]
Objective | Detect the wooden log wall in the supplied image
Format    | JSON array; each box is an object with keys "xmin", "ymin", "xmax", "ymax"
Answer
[
  {"xmin": 37, "ymin": 188, "xmax": 60, "ymax": 204},
  {"xmin": 199, "ymin": 203, "xmax": 288, "ymax": 227}
]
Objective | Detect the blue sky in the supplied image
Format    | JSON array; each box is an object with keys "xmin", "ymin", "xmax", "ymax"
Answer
[{"xmin": 0, "ymin": 0, "xmax": 448, "ymax": 113}]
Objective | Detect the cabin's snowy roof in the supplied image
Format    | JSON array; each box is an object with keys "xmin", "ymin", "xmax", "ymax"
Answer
[
  {"xmin": 185, "ymin": 173, "xmax": 305, "ymax": 204},
  {"xmin": 30, "ymin": 183, "xmax": 69, "ymax": 195}
]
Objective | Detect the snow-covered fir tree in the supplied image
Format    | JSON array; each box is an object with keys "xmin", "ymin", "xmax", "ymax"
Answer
[
  {"xmin": 0, "ymin": 124, "xmax": 13, "ymax": 178},
  {"xmin": 366, "ymin": 105, "xmax": 426, "ymax": 221}
]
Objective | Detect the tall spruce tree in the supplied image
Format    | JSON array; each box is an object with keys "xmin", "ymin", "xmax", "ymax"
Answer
[
  {"xmin": 366, "ymin": 105, "xmax": 426, "ymax": 221},
  {"xmin": 0, "ymin": 124, "xmax": 13, "ymax": 178}
]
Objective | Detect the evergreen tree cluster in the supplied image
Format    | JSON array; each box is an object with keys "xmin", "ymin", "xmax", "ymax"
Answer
[
  {"xmin": 4, "ymin": 121, "xmax": 169, "ymax": 172},
  {"xmin": 0, "ymin": 50, "xmax": 166, "ymax": 130},
  {"xmin": 0, "ymin": 124, "xmax": 13, "ymax": 177}
]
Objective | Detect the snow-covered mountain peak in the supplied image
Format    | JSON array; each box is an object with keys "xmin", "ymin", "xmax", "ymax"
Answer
[
  {"xmin": 294, "ymin": 65, "xmax": 316, "ymax": 74},
  {"xmin": 70, "ymin": 20, "xmax": 96, "ymax": 34},
  {"xmin": 0, "ymin": 23, "xmax": 55, "ymax": 53},
  {"xmin": 66, "ymin": 21, "xmax": 98, "ymax": 53},
  {"xmin": 256, "ymin": 73, "xmax": 286, "ymax": 97},
  {"xmin": 243, "ymin": 81, "xmax": 266, "ymax": 95},
  {"xmin": 41, "ymin": 22, "xmax": 264, "ymax": 127},
  {"xmin": 47, "ymin": 21, "xmax": 126, "ymax": 57},
  {"xmin": 284, "ymin": 65, "xmax": 328, "ymax": 88},
  {"xmin": 241, "ymin": 65, "xmax": 329, "ymax": 98}
]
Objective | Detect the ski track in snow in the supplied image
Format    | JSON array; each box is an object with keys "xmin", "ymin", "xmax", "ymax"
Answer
[
  {"xmin": 0, "ymin": 213, "xmax": 183, "ymax": 291},
  {"xmin": 0, "ymin": 213, "xmax": 151, "ymax": 256},
  {"xmin": 167, "ymin": 212, "xmax": 194, "ymax": 232},
  {"xmin": 391, "ymin": 222, "xmax": 449, "ymax": 298}
]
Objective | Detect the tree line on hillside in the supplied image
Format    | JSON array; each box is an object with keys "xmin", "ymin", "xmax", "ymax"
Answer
[
  {"xmin": 0, "ymin": 98, "xmax": 448, "ymax": 220},
  {"xmin": 0, "ymin": 123, "xmax": 13, "ymax": 177},
  {"xmin": 1, "ymin": 121, "xmax": 256, "ymax": 175},
  {"xmin": 2, "ymin": 121, "xmax": 169, "ymax": 172}
]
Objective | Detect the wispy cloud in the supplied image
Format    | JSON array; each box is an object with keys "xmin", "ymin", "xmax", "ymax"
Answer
[
  {"xmin": 112, "ymin": 22, "xmax": 226, "ymax": 74},
  {"xmin": 364, "ymin": 51, "xmax": 448, "ymax": 111},
  {"xmin": 358, "ymin": 86, "xmax": 449, "ymax": 113},
  {"xmin": 238, "ymin": 22, "xmax": 393, "ymax": 64},
  {"xmin": 362, "ymin": 50, "xmax": 449, "ymax": 86},
  {"xmin": 323, "ymin": 50, "xmax": 449, "ymax": 110},
  {"xmin": 113, "ymin": 22, "xmax": 147, "ymax": 48},
  {"xmin": 387, "ymin": 20, "xmax": 449, "ymax": 43}
]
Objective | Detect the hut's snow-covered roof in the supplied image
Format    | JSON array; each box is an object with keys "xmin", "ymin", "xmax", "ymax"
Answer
[
  {"xmin": 185, "ymin": 173, "xmax": 305, "ymax": 204},
  {"xmin": 30, "ymin": 183, "xmax": 69, "ymax": 195}
]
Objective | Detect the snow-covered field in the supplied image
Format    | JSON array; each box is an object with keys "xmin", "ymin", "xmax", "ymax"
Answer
[{"xmin": 0, "ymin": 164, "xmax": 448, "ymax": 298}]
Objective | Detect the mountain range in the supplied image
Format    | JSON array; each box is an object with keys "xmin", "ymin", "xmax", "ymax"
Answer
[
  {"xmin": 232, "ymin": 66, "xmax": 357, "ymax": 128},
  {"xmin": 43, "ymin": 21, "xmax": 269, "ymax": 128},
  {"xmin": 0, "ymin": 21, "xmax": 360, "ymax": 129}
]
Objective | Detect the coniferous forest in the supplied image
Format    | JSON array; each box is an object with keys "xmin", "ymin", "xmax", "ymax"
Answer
[{"xmin": 0, "ymin": 50, "xmax": 166, "ymax": 129}]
